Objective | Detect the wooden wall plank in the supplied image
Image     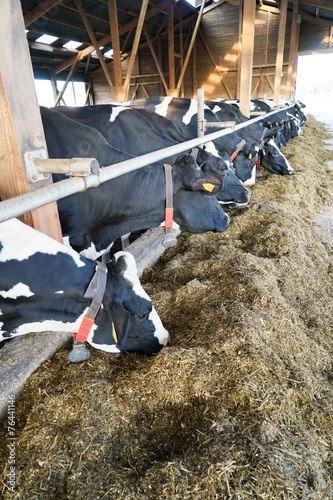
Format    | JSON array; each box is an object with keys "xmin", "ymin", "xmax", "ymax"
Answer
[
  {"xmin": 0, "ymin": 0, "xmax": 62, "ymax": 241},
  {"xmin": 274, "ymin": 0, "xmax": 288, "ymax": 105},
  {"xmin": 239, "ymin": 0, "xmax": 256, "ymax": 116}
]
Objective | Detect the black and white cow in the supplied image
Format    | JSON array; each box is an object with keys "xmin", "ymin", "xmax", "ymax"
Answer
[
  {"xmin": 128, "ymin": 97, "xmax": 259, "ymax": 186},
  {"xmin": 0, "ymin": 218, "xmax": 169, "ymax": 356},
  {"xmin": 206, "ymin": 100, "xmax": 293, "ymax": 175},
  {"xmin": 41, "ymin": 107, "xmax": 229, "ymax": 259},
  {"xmin": 52, "ymin": 104, "xmax": 251, "ymax": 208}
]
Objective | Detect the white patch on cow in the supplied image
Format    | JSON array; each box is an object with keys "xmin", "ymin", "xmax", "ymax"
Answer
[
  {"xmin": 155, "ymin": 96, "xmax": 173, "ymax": 117},
  {"xmin": 87, "ymin": 340, "xmax": 121, "ymax": 353},
  {"xmin": 268, "ymin": 139, "xmax": 293, "ymax": 173},
  {"xmin": 79, "ymin": 242, "xmax": 114, "ymax": 261},
  {"xmin": 0, "ymin": 283, "xmax": 34, "ymax": 299},
  {"xmin": 212, "ymin": 105, "xmax": 221, "ymax": 114},
  {"xmin": 113, "ymin": 251, "xmax": 169, "ymax": 346},
  {"xmin": 225, "ymin": 99, "xmax": 238, "ymax": 107},
  {"xmin": 62, "ymin": 235, "xmax": 70, "ymax": 247},
  {"xmin": 109, "ymin": 106, "xmax": 128, "ymax": 122},
  {"xmin": 63, "ymin": 236, "xmax": 114, "ymax": 261},
  {"xmin": 0, "ymin": 219, "xmax": 85, "ymax": 267},
  {"xmin": 203, "ymin": 141, "xmax": 220, "ymax": 158},
  {"xmin": 4, "ymin": 308, "xmax": 89, "ymax": 338},
  {"xmin": 182, "ymin": 99, "xmax": 198, "ymax": 125},
  {"xmin": 244, "ymin": 165, "xmax": 257, "ymax": 187}
]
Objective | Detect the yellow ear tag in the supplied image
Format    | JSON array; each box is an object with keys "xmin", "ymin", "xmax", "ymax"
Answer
[
  {"xmin": 202, "ymin": 182, "xmax": 215, "ymax": 192},
  {"xmin": 248, "ymin": 153, "xmax": 252, "ymax": 159},
  {"xmin": 111, "ymin": 322, "xmax": 118, "ymax": 343}
]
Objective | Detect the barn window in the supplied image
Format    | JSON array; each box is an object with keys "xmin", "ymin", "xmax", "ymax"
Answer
[
  {"xmin": 63, "ymin": 41, "xmax": 82, "ymax": 50},
  {"xmin": 91, "ymin": 47, "xmax": 104, "ymax": 59},
  {"xmin": 104, "ymin": 49, "xmax": 114, "ymax": 59},
  {"xmin": 35, "ymin": 34, "xmax": 58, "ymax": 45},
  {"xmin": 34, "ymin": 80, "xmax": 87, "ymax": 107}
]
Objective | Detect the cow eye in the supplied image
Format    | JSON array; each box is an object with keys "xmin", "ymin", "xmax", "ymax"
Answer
[{"xmin": 138, "ymin": 309, "xmax": 150, "ymax": 319}]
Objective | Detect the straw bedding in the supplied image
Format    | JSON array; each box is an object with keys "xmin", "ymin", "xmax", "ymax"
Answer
[{"xmin": 1, "ymin": 115, "xmax": 332, "ymax": 499}]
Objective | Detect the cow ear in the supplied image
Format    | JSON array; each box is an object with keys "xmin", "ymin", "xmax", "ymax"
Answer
[
  {"xmin": 108, "ymin": 254, "xmax": 133, "ymax": 288},
  {"xmin": 111, "ymin": 303, "xmax": 132, "ymax": 346},
  {"xmin": 244, "ymin": 143, "xmax": 258, "ymax": 156},
  {"xmin": 174, "ymin": 153, "xmax": 221, "ymax": 193},
  {"xmin": 189, "ymin": 176, "xmax": 222, "ymax": 194},
  {"xmin": 174, "ymin": 153, "xmax": 200, "ymax": 171}
]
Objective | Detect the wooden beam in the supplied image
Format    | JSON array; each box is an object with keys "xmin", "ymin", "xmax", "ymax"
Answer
[
  {"xmin": 143, "ymin": 27, "xmax": 168, "ymax": 93},
  {"xmin": 179, "ymin": 2, "xmax": 184, "ymax": 97},
  {"xmin": 54, "ymin": 0, "xmax": 170, "ymax": 75},
  {"xmin": 54, "ymin": 52, "xmax": 81, "ymax": 106},
  {"xmin": 199, "ymin": 28, "xmax": 233, "ymax": 98},
  {"xmin": 108, "ymin": 0, "xmax": 123, "ymax": 87},
  {"xmin": 286, "ymin": 0, "xmax": 300, "ymax": 100},
  {"xmin": 299, "ymin": 10, "xmax": 333, "ymax": 27},
  {"xmin": 24, "ymin": 0, "xmax": 63, "ymax": 28},
  {"xmin": 0, "ymin": 0, "xmax": 62, "ymax": 241},
  {"xmin": 273, "ymin": 0, "xmax": 288, "ymax": 104},
  {"xmin": 73, "ymin": 0, "xmax": 115, "ymax": 92},
  {"xmin": 175, "ymin": 1, "xmax": 205, "ymax": 95},
  {"xmin": 192, "ymin": 39, "xmax": 197, "ymax": 98},
  {"xmin": 236, "ymin": 0, "xmax": 243, "ymax": 97},
  {"xmin": 122, "ymin": 0, "xmax": 149, "ymax": 100},
  {"xmin": 239, "ymin": 0, "xmax": 256, "ymax": 116},
  {"xmin": 167, "ymin": 2, "xmax": 176, "ymax": 93}
]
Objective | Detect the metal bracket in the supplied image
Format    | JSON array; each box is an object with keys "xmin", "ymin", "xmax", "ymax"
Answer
[
  {"xmin": 24, "ymin": 149, "xmax": 50, "ymax": 183},
  {"xmin": 24, "ymin": 150, "xmax": 100, "ymax": 183},
  {"xmin": 205, "ymin": 120, "xmax": 236, "ymax": 130}
]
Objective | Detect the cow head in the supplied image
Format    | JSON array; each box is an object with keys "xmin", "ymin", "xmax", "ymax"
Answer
[
  {"xmin": 294, "ymin": 102, "xmax": 307, "ymax": 124},
  {"xmin": 93, "ymin": 252, "xmax": 169, "ymax": 356},
  {"xmin": 231, "ymin": 142, "xmax": 258, "ymax": 186},
  {"xmin": 173, "ymin": 153, "xmax": 224, "ymax": 195},
  {"xmin": 260, "ymin": 139, "xmax": 293, "ymax": 175},
  {"xmin": 193, "ymin": 147, "xmax": 230, "ymax": 181},
  {"xmin": 172, "ymin": 154, "xmax": 230, "ymax": 233},
  {"xmin": 261, "ymin": 121, "xmax": 287, "ymax": 148},
  {"xmin": 216, "ymin": 165, "xmax": 251, "ymax": 209}
]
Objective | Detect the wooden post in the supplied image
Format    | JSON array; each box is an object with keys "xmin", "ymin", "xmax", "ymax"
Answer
[
  {"xmin": 144, "ymin": 27, "xmax": 169, "ymax": 94},
  {"xmin": 239, "ymin": 0, "xmax": 256, "ymax": 117},
  {"xmin": 236, "ymin": 0, "xmax": 243, "ymax": 98},
  {"xmin": 167, "ymin": 2, "xmax": 176, "ymax": 96},
  {"xmin": 122, "ymin": 0, "xmax": 149, "ymax": 101},
  {"xmin": 175, "ymin": 0, "xmax": 205, "ymax": 95},
  {"xmin": 108, "ymin": 0, "xmax": 125, "ymax": 101},
  {"xmin": 286, "ymin": 0, "xmax": 300, "ymax": 101},
  {"xmin": 273, "ymin": 0, "xmax": 288, "ymax": 105},
  {"xmin": 0, "ymin": 0, "xmax": 62, "ymax": 241},
  {"xmin": 73, "ymin": 0, "xmax": 116, "ymax": 95}
]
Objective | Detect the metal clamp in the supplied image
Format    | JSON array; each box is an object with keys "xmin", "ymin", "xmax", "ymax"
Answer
[{"xmin": 24, "ymin": 149, "xmax": 100, "ymax": 183}]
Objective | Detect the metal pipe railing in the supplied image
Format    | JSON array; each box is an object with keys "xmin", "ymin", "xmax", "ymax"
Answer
[{"xmin": 0, "ymin": 105, "xmax": 293, "ymax": 224}]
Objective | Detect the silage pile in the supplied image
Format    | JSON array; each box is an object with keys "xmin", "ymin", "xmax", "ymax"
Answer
[{"xmin": 1, "ymin": 116, "xmax": 333, "ymax": 499}]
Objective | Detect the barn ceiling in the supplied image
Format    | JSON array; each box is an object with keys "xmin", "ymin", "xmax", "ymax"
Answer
[
  {"xmin": 21, "ymin": 0, "xmax": 201, "ymax": 81},
  {"xmin": 21, "ymin": 0, "xmax": 333, "ymax": 82}
]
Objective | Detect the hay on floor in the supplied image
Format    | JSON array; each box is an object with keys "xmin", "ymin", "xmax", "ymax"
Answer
[{"xmin": 0, "ymin": 115, "xmax": 333, "ymax": 499}]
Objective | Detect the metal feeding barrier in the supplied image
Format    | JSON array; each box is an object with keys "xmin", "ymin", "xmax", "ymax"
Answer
[{"xmin": 0, "ymin": 93, "xmax": 292, "ymax": 224}]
